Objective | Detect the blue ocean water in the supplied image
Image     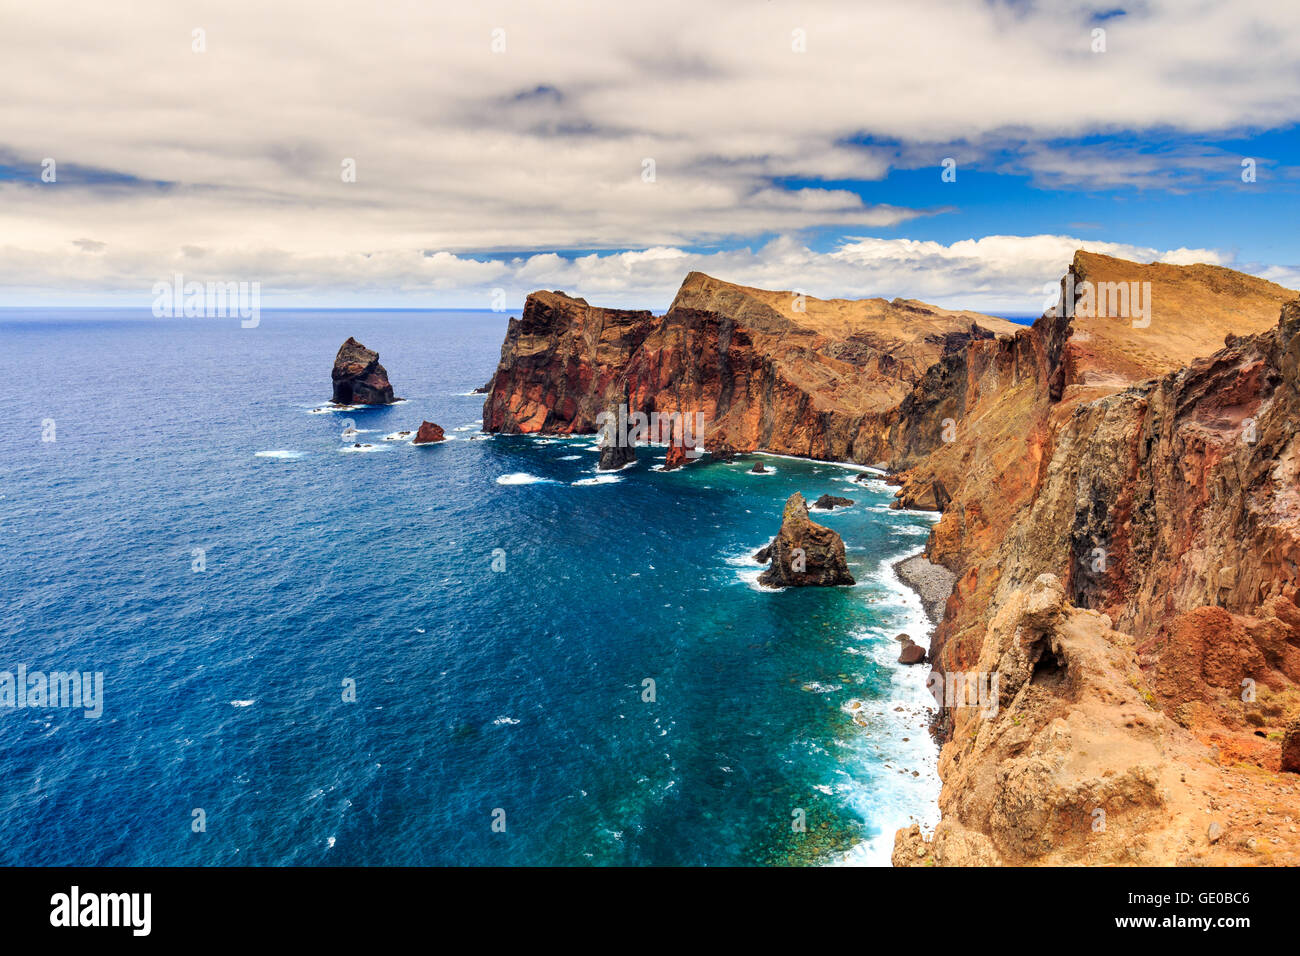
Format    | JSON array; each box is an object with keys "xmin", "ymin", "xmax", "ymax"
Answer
[{"xmin": 0, "ymin": 308, "xmax": 939, "ymax": 866}]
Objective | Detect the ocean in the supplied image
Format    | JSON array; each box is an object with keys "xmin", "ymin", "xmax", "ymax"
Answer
[{"xmin": 0, "ymin": 308, "xmax": 939, "ymax": 866}]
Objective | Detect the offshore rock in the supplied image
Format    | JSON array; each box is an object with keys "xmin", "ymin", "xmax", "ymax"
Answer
[
  {"xmin": 331, "ymin": 337, "xmax": 397, "ymax": 405},
  {"xmin": 411, "ymin": 421, "xmax": 445, "ymax": 445},
  {"xmin": 757, "ymin": 493, "xmax": 855, "ymax": 588}
]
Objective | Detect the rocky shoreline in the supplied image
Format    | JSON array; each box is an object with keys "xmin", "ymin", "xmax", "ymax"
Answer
[{"xmin": 892, "ymin": 553, "xmax": 956, "ymax": 626}]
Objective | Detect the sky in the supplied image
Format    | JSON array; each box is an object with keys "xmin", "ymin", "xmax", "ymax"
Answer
[{"xmin": 1, "ymin": 0, "xmax": 1298, "ymax": 312}]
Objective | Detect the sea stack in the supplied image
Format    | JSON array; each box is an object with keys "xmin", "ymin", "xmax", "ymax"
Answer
[
  {"xmin": 412, "ymin": 421, "xmax": 445, "ymax": 445},
  {"xmin": 596, "ymin": 400, "xmax": 636, "ymax": 471},
  {"xmin": 757, "ymin": 493, "xmax": 855, "ymax": 588},
  {"xmin": 331, "ymin": 337, "xmax": 397, "ymax": 405}
]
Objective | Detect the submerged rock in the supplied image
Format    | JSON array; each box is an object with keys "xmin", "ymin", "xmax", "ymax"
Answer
[
  {"xmin": 412, "ymin": 421, "xmax": 446, "ymax": 445},
  {"xmin": 756, "ymin": 493, "xmax": 855, "ymax": 588},
  {"xmin": 332, "ymin": 337, "xmax": 398, "ymax": 405},
  {"xmin": 812, "ymin": 494, "xmax": 854, "ymax": 510}
]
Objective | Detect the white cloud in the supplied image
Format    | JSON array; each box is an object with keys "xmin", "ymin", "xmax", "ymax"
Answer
[
  {"xmin": 0, "ymin": 233, "xmax": 1260, "ymax": 314},
  {"xmin": 0, "ymin": 0, "xmax": 1297, "ymax": 301}
]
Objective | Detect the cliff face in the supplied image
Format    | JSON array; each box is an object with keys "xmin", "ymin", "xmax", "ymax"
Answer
[
  {"xmin": 891, "ymin": 268, "xmax": 1300, "ymax": 863},
  {"xmin": 483, "ymin": 272, "xmax": 1019, "ymax": 461},
  {"xmin": 482, "ymin": 255, "xmax": 1300, "ymax": 864}
]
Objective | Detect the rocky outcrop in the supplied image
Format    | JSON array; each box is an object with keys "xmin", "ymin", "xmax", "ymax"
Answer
[
  {"xmin": 663, "ymin": 442, "xmax": 690, "ymax": 471},
  {"xmin": 898, "ymin": 639, "xmax": 926, "ymax": 665},
  {"xmin": 750, "ymin": 462, "xmax": 768, "ymax": 474},
  {"xmin": 332, "ymin": 337, "xmax": 398, "ymax": 405},
  {"xmin": 596, "ymin": 397, "xmax": 636, "ymax": 471},
  {"xmin": 412, "ymin": 421, "xmax": 445, "ymax": 445},
  {"xmin": 811, "ymin": 494, "xmax": 853, "ymax": 510},
  {"xmin": 756, "ymin": 493, "xmax": 855, "ymax": 588},
  {"xmin": 483, "ymin": 273, "xmax": 1019, "ymax": 460}
]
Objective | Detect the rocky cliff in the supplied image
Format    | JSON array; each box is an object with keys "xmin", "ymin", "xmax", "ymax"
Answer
[
  {"xmin": 483, "ymin": 253, "xmax": 1300, "ymax": 864},
  {"xmin": 889, "ymin": 258, "xmax": 1300, "ymax": 864},
  {"xmin": 483, "ymin": 273, "xmax": 1020, "ymax": 460}
]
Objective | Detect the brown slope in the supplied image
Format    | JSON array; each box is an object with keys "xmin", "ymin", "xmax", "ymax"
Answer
[{"xmin": 1056, "ymin": 250, "xmax": 1295, "ymax": 390}]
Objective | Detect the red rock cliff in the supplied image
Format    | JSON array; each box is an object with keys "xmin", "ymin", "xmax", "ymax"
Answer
[{"xmin": 483, "ymin": 272, "xmax": 1019, "ymax": 461}]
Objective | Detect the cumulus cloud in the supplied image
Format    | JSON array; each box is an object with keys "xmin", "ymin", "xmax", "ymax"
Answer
[
  {"xmin": 0, "ymin": 232, "xmax": 1252, "ymax": 313},
  {"xmin": 1, "ymin": 0, "xmax": 1298, "ymax": 303}
]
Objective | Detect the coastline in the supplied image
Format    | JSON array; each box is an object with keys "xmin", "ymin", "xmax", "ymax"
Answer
[
  {"xmin": 836, "ymin": 546, "xmax": 945, "ymax": 866},
  {"xmin": 892, "ymin": 552, "xmax": 956, "ymax": 626}
]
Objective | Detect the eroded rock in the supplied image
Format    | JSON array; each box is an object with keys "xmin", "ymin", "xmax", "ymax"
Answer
[{"xmin": 756, "ymin": 493, "xmax": 855, "ymax": 588}]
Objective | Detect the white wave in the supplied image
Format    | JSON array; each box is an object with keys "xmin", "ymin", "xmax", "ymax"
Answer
[
  {"xmin": 254, "ymin": 450, "xmax": 304, "ymax": 459},
  {"xmin": 572, "ymin": 474, "xmax": 622, "ymax": 485},
  {"xmin": 492, "ymin": 716, "xmax": 521, "ymax": 726},
  {"xmin": 231, "ymin": 699, "xmax": 256, "ymax": 708},
  {"xmin": 496, "ymin": 472, "xmax": 551, "ymax": 485},
  {"xmin": 339, "ymin": 443, "xmax": 387, "ymax": 453},
  {"xmin": 382, "ymin": 431, "xmax": 415, "ymax": 441},
  {"xmin": 558, "ymin": 454, "xmax": 582, "ymax": 461}
]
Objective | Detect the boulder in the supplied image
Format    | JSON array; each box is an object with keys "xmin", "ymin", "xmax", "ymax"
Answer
[
  {"xmin": 812, "ymin": 494, "xmax": 854, "ymax": 510},
  {"xmin": 750, "ymin": 462, "xmax": 768, "ymax": 474},
  {"xmin": 412, "ymin": 421, "xmax": 446, "ymax": 445},
  {"xmin": 1283, "ymin": 717, "xmax": 1300, "ymax": 774},
  {"xmin": 756, "ymin": 493, "xmax": 855, "ymax": 588},
  {"xmin": 898, "ymin": 639, "xmax": 927, "ymax": 665}
]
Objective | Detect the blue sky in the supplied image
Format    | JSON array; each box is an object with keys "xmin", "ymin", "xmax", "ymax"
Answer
[{"xmin": 1, "ymin": 1, "xmax": 1298, "ymax": 311}]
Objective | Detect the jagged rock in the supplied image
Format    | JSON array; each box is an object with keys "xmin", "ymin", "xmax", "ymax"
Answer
[
  {"xmin": 756, "ymin": 493, "xmax": 855, "ymax": 588},
  {"xmin": 598, "ymin": 443, "xmax": 635, "ymax": 471},
  {"xmin": 331, "ymin": 337, "xmax": 397, "ymax": 405},
  {"xmin": 412, "ymin": 421, "xmax": 445, "ymax": 445},
  {"xmin": 663, "ymin": 442, "xmax": 690, "ymax": 471},
  {"xmin": 596, "ymin": 399, "xmax": 636, "ymax": 471},
  {"xmin": 481, "ymin": 273, "xmax": 1018, "ymax": 458},
  {"xmin": 753, "ymin": 542, "xmax": 773, "ymax": 563},
  {"xmin": 750, "ymin": 462, "xmax": 768, "ymax": 473},
  {"xmin": 898, "ymin": 639, "xmax": 926, "ymax": 665},
  {"xmin": 811, "ymin": 494, "xmax": 854, "ymax": 510}
]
